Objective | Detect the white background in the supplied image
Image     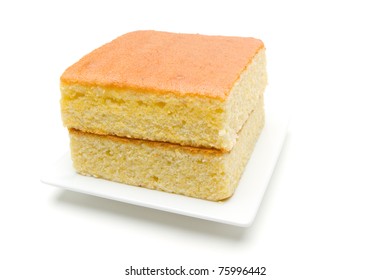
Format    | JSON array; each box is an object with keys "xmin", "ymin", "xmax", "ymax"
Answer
[{"xmin": 1, "ymin": 0, "xmax": 389, "ymax": 279}]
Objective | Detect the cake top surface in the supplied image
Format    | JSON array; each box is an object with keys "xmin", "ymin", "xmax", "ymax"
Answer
[{"xmin": 61, "ymin": 30, "xmax": 264, "ymax": 99}]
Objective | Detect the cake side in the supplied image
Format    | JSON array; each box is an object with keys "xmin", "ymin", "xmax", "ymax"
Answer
[
  {"xmin": 223, "ymin": 49, "xmax": 267, "ymax": 148},
  {"xmin": 68, "ymin": 98, "xmax": 265, "ymax": 201},
  {"xmin": 61, "ymin": 49, "xmax": 266, "ymax": 150},
  {"xmin": 60, "ymin": 30, "xmax": 264, "ymax": 99}
]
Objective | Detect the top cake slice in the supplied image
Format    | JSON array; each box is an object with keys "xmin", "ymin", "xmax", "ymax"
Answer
[{"xmin": 60, "ymin": 30, "xmax": 267, "ymax": 151}]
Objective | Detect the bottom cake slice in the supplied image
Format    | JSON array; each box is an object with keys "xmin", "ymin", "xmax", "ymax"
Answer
[{"xmin": 69, "ymin": 99, "xmax": 264, "ymax": 201}]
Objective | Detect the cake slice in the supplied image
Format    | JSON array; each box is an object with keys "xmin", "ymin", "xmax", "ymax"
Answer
[
  {"xmin": 69, "ymin": 97, "xmax": 264, "ymax": 201},
  {"xmin": 60, "ymin": 30, "xmax": 267, "ymax": 151}
]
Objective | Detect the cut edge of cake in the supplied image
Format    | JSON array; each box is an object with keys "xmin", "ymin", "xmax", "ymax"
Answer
[
  {"xmin": 68, "ymin": 96, "xmax": 265, "ymax": 201},
  {"xmin": 61, "ymin": 48, "xmax": 267, "ymax": 151}
]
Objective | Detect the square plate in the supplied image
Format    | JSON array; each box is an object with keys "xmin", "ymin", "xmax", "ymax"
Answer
[{"xmin": 41, "ymin": 110, "xmax": 288, "ymax": 227}]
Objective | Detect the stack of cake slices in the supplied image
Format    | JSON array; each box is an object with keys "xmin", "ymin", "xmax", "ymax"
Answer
[{"xmin": 60, "ymin": 30, "xmax": 267, "ymax": 201}]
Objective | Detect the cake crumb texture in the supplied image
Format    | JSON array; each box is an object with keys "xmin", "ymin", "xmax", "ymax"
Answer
[
  {"xmin": 69, "ymin": 98, "xmax": 264, "ymax": 201},
  {"xmin": 61, "ymin": 46, "xmax": 267, "ymax": 150}
]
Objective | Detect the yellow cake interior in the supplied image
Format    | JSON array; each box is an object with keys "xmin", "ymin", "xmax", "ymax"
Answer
[
  {"xmin": 61, "ymin": 49, "xmax": 266, "ymax": 151},
  {"xmin": 69, "ymin": 97, "xmax": 264, "ymax": 201}
]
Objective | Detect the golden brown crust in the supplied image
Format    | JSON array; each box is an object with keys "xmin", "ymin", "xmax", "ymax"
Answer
[
  {"xmin": 60, "ymin": 30, "xmax": 264, "ymax": 100},
  {"xmin": 69, "ymin": 128, "xmax": 226, "ymax": 155}
]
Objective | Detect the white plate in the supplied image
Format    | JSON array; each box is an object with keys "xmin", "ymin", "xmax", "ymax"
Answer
[{"xmin": 41, "ymin": 111, "xmax": 288, "ymax": 227}]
